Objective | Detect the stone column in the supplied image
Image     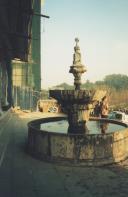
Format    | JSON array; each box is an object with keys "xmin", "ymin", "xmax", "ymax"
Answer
[
  {"xmin": 67, "ymin": 103, "xmax": 90, "ymax": 134},
  {"xmin": 1, "ymin": 61, "xmax": 8, "ymax": 107},
  {"xmin": 6, "ymin": 58, "xmax": 13, "ymax": 107}
]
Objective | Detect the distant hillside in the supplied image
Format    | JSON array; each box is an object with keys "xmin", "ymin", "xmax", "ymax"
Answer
[
  {"xmin": 51, "ymin": 74, "xmax": 128, "ymax": 91},
  {"xmin": 50, "ymin": 82, "xmax": 74, "ymax": 90}
]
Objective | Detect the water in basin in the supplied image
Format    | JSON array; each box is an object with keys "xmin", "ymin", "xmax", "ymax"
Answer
[{"xmin": 41, "ymin": 120, "xmax": 126, "ymax": 134}]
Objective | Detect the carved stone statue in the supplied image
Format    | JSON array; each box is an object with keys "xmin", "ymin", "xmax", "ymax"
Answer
[{"xmin": 73, "ymin": 38, "xmax": 81, "ymax": 65}]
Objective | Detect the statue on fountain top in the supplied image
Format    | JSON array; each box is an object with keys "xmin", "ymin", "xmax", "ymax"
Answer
[
  {"xmin": 69, "ymin": 38, "xmax": 87, "ymax": 90},
  {"xmin": 73, "ymin": 38, "xmax": 81, "ymax": 65}
]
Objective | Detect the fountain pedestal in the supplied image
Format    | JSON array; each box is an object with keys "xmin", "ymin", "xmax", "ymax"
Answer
[
  {"xmin": 50, "ymin": 89, "xmax": 106, "ymax": 134},
  {"xmin": 67, "ymin": 103, "xmax": 89, "ymax": 133},
  {"xmin": 50, "ymin": 89, "xmax": 91, "ymax": 133}
]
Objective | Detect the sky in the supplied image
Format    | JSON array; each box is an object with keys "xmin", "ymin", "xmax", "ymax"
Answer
[{"xmin": 41, "ymin": 0, "xmax": 128, "ymax": 89}]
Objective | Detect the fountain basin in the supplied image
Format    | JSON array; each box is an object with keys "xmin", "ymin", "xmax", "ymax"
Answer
[{"xmin": 27, "ymin": 117, "xmax": 128, "ymax": 166}]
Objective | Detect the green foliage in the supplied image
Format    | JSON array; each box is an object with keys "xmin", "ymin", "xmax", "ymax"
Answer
[
  {"xmin": 81, "ymin": 80, "xmax": 94, "ymax": 89},
  {"xmin": 104, "ymin": 74, "xmax": 128, "ymax": 90},
  {"xmin": 95, "ymin": 81, "xmax": 104, "ymax": 86}
]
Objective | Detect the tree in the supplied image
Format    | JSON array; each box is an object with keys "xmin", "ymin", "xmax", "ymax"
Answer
[
  {"xmin": 82, "ymin": 80, "xmax": 94, "ymax": 89},
  {"xmin": 104, "ymin": 74, "xmax": 128, "ymax": 90}
]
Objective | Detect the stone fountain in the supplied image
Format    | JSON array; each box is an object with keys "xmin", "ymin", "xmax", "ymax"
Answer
[
  {"xmin": 27, "ymin": 38, "xmax": 128, "ymax": 166},
  {"xmin": 49, "ymin": 38, "xmax": 106, "ymax": 134}
]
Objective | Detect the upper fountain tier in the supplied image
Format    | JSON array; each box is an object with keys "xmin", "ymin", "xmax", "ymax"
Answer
[
  {"xmin": 49, "ymin": 89, "xmax": 106, "ymax": 105},
  {"xmin": 69, "ymin": 37, "xmax": 87, "ymax": 90},
  {"xmin": 50, "ymin": 38, "xmax": 106, "ymax": 105}
]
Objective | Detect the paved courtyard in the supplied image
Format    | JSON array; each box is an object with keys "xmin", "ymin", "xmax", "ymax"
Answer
[{"xmin": 0, "ymin": 110, "xmax": 128, "ymax": 197}]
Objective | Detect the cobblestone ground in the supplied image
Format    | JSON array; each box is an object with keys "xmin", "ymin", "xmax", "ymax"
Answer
[{"xmin": 0, "ymin": 110, "xmax": 128, "ymax": 197}]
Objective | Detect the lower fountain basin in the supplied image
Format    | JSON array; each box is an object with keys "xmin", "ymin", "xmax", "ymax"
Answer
[{"xmin": 27, "ymin": 116, "xmax": 128, "ymax": 166}]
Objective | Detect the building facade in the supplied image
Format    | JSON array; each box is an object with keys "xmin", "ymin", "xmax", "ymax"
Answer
[{"xmin": 0, "ymin": 0, "xmax": 41, "ymax": 111}]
